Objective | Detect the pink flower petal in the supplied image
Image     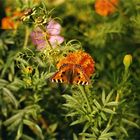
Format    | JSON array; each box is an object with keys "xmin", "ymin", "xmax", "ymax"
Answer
[
  {"xmin": 36, "ymin": 44, "xmax": 46, "ymax": 50},
  {"xmin": 31, "ymin": 20, "xmax": 64, "ymax": 50},
  {"xmin": 47, "ymin": 20, "xmax": 61, "ymax": 35},
  {"xmin": 49, "ymin": 35, "xmax": 64, "ymax": 47}
]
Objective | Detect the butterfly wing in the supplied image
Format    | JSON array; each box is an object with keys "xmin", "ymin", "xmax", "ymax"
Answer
[
  {"xmin": 51, "ymin": 64, "xmax": 71, "ymax": 84},
  {"xmin": 72, "ymin": 64, "xmax": 90, "ymax": 85},
  {"xmin": 51, "ymin": 63, "xmax": 90, "ymax": 85}
]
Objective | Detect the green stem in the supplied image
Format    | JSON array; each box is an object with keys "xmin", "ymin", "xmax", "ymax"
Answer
[
  {"xmin": 79, "ymin": 86, "xmax": 92, "ymax": 112},
  {"xmin": 23, "ymin": 26, "xmax": 30, "ymax": 48},
  {"xmin": 107, "ymin": 91, "xmax": 119, "ymax": 127},
  {"xmin": 107, "ymin": 64, "xmax": 131, "ymax": 127},
  {"xmin": 45, "ymin": 35, "xmax": 53, "ymax": 50},
  {"xmin": 39, "ymin": 25, "xmax": 53, "ymax": 50},
  {"xmin": 123, "ymin": 68, "xmax": 129, "ymax": 82}
]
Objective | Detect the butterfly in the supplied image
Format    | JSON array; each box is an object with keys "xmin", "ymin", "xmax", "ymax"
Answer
[
  {"xmin": 51, "ymin": 51, "xmax": 95, "ymax": 85},
  {"xmin": 51, "ymin": 63, "xmax": 90, "ymax": 85}
]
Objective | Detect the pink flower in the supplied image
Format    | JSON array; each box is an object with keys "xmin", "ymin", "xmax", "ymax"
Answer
[
  {"xmin": 31, "ymin": 20, "xmax": 64, "ymax": 50},
  {"xmin": 47, "ymin": 20, "xmax": 61, "ymax": 35},
  {"xmin": 49, "ymin": 36, "xmax": 64, "ymax": 47},
  {"xmin": 46, "ymin": 20, "xmax": 64, "ymax": 47},
  {"xmin": 30, "ymin": 27, "xmax": 47, "ymax": 50}
]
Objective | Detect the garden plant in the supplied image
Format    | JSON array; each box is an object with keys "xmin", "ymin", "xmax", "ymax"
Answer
[{"xmin": 0, "ymin": 0, "xmax": 140, "ymax": 140}]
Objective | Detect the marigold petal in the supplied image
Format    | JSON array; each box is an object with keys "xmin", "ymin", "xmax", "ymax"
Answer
[
  {"xmin": 95, "ymin": 0, "xmax": 118, "ymax": 16},
  {"xmin": 1, "ymin": 17, "xmax": 15, "ymax": 29},
  {"xmin": 57, "ymin": 51, "xmax": 95, "ymax": 77}
]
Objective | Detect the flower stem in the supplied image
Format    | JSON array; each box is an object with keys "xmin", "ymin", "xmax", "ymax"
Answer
[
  {"xmin": 79, "ymin": 86, "xmax": 92, "ymax": 112},
  {"xmin": 23, "ymin": 26, "xmax": 30, "ymax": 48},
  {"xmin": 107, "ymin": 90, "xmax": 120, "ymax": 127},
  {"xmin": 107, "ymin": 67, "xmax": 129, "ymax": 127}
]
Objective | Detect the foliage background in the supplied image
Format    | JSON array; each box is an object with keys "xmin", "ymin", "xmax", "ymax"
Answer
[{"xmin": 0, "ymin": 0, "xmax": 140, "ymax": 140}]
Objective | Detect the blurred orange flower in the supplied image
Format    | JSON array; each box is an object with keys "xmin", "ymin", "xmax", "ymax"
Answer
[
  {"xmin": 1, "ymin": 17, "xmax": 16, "ymax": 29},
  {"xmin": 95, "ymin": 0, "xmax": 119, "ymax": 16},
  {"xmin": 1, "ymin": 7, "xmax": 22, "ymax": 29}
]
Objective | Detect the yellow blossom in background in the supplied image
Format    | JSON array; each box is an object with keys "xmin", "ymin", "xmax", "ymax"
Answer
[
  {"xmin": 48, "ymin": 0, "xmax": 65, "ymax": 5},
  {"xmin": 123, "ymin": 54, "xmax": 132, "ymax": 69}
]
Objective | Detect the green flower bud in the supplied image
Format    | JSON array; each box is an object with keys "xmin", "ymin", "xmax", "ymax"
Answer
[{"xmin": 123, "ymin": 54, "xmax": 132, "ymax": 69}]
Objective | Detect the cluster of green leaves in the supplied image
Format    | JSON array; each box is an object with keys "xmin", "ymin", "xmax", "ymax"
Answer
[
  {"xmin": 63, "ymin": 67, "xmax": 140, "ymax": 139},
  {"xmin": 0, "ymin": 35, "xmax": 82, "ymax": 139}
]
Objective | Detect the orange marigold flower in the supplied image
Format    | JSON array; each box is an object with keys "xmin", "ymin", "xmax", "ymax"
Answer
[
  {"xmin": 95, "ymin": 0, "xmax": 119, "ymax": 16},
  {"xmin": 57, "ymin": 51, "xmax": 95, "ymax": 78},
  {"xmin": 1, "ymin": 7, "xmax": 22, "ymax": 29},
  {"xmin": 1, "ymin": 17, "xmax": 16, "ymax": 29}
]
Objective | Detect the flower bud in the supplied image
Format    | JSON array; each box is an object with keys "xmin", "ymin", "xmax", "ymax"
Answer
[
  {"xmin": 123, "ymin": 54, "xmax": 132, "ymax": 69},
  {"xmin": 22, "ymin": 66, "xmax": 33, "ymax": 74}
]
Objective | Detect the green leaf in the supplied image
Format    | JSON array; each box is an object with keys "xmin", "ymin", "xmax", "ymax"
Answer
[
  {"xmin": 7, "ymin": 118, "xmax": 22, "ymax": 131},
  {"xmin": 10, "ymin": 61, "xmax": 15, "ymax": 76},
  {"xmin": 1, "ymin": 104, "xmax": 8, "ymax": 117},
  {"xmin": 82, "ymin": 122, "xmax": 92, "ymax": 133},
  {"xmin": 63, "ymin": 94, "xmax": 79, "ymax": 103},
  {"xmin": 15, "ymin": 123, "xmax": 23, "ymax": 140},
  {"xmin": 66, "ymin": 112, "xmax": 80, "ymax": 117},
  {"xmin": 125, "ymin": 113, "xmax": 140, "ymax": 118},
  {"xmin": 91, "ymin": 127, "xmax": 99, "ymax": 135},
  {"xmin": 45, "ymin": 72, "xmax": 56, "ymax": 79},
  {"xmin": 7, "ymin": 78, "xmax": 23, "ymax": 91},
  {"xmin": 122, "ymin": 118, "xmax": 140, "ymax": 129},
  {"xmin": 7, "ymin": 85, "xmax": 20, "ymax": 91},
  {"xmin": 4, "ymin": 113, "xmax": 22, "ymax": 126},
  {"xmin": 73, "ymin": 133, "xmax": 78, "ymax": 140},
  {"xmin": 99, "ymin": 132, "xmax": 116, "ymax": 139},
  {"xmin": 98, "ymin": 116, "xmax": 102, "ymax": 128},
  {"xmin": 3, "ymin": 87, "xmax": 18, "ymax": 108},
  {"xmin": 23, "ymin": 119, "xmax": 44, "ymax": 140},
  {"xmin": 70, "ymin": 118, "xmax": 86, "ymax": 126},
  {"xmin": 34, "ymin": 56, "xmax": 45, "ymax": 67},
  {"xmin": 105, "ymin": 102, "xmax": 118, "ymax": 106},
  {"xmin": 16, "ymin": 57, "xmax": 29, "ymax": 66},
  {"xmin": 105, "ymin": 90, "xmax": 114, "ymax": 103},
  {"xmin": 22, "ymin": 134, "xmax": 34, "ymax": 140},
  {"xmin": 101, "ymin": 89, "xmax": 106, "ymax": 105},
  {"xmin": 120, "ymin": 126, "xmax": 128, "ymax": 136},
  {"xmin": 63, "ymin": 103, "xmax": 76, "ymax": 108},
  {"xmin": 93, "ymin": 99, "xmax": 101, "ymax": 109},
  {"xmin": 48, "ymin": 123, "xmax": 58, "ymax": 133},
  {"xmin": 0, "ymin": 79, "xmax": 8, "ymax": 88},
  {"xmin": 92, "ymin": 105, "xmax": 98, "ymax": 112},
  {"xmin": 100, "ymin": 112, "xmax": 107, "ymax": 121},
  {"xmin": 102, "ymin": 108, "xmax": 116, "ymax": 114},
  {"xmin": 1, "ymin": 51, "xmax": 17, "ymax": 77},
  {"xmin": 79, "ymin": 132, "xmax": 97, "ymax": 138},
  {"xmin": 100, "ymin": 126, "xmax": 112, "ymax": 135}
]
